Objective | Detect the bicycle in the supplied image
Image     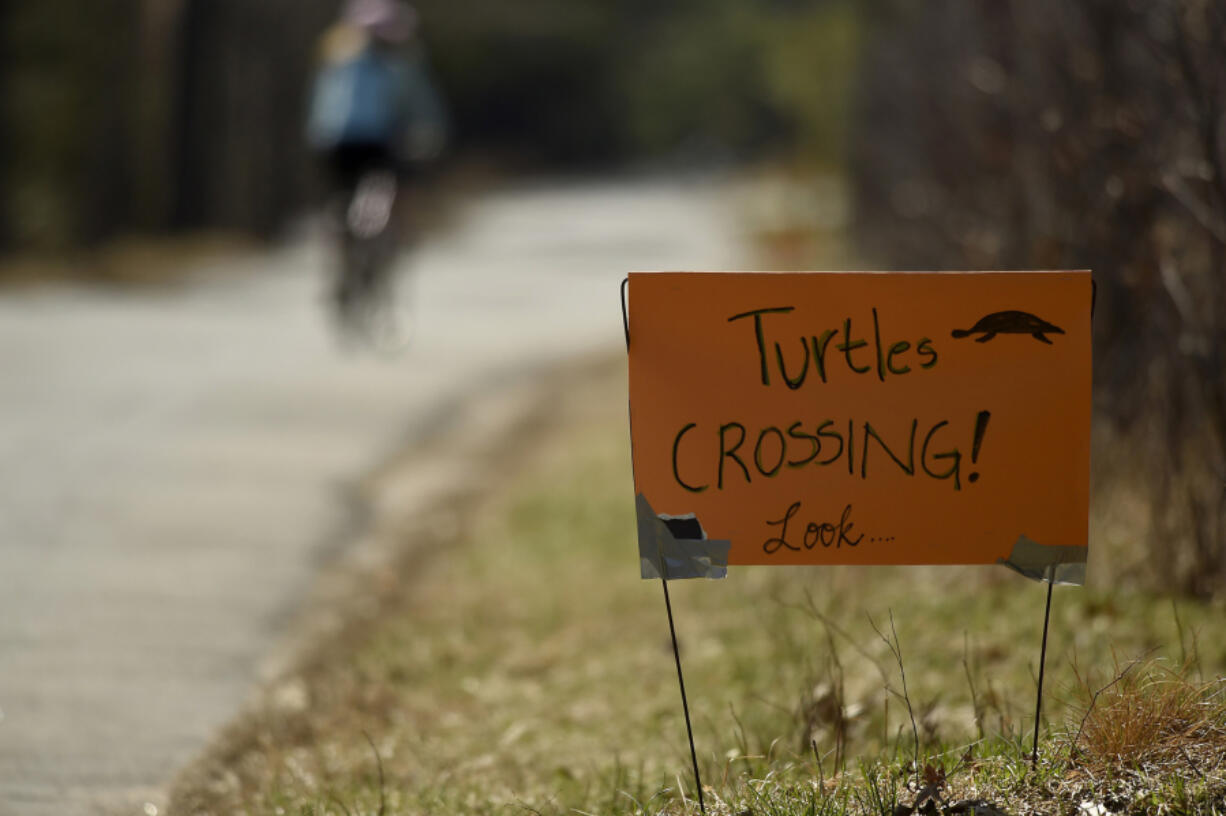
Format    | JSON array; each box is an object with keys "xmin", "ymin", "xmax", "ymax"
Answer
[{"xmin": 331, "ymin": 167, "xmax": 410, "ymax": 350}]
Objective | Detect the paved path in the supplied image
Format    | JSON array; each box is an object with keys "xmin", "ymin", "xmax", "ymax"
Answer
[{"xmin": 0, "ymin": 178, "xmax": 745, "ymax": 814}]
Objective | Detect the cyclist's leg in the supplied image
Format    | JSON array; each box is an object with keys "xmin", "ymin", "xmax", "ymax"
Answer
[
  {"xmin": 325, "ymin": 146, "xmax": 365, "ymax": 323},
  {"xmin": 350, "ymin": 149, "xmax": 400, "ymax": 308}
]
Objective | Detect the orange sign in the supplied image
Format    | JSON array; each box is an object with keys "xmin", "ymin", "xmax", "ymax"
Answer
[{"xmin": 628, "ymin": 271, "xmax": 1092, "ymax": 579}]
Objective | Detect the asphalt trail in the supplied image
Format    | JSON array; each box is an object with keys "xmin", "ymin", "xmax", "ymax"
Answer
[{"xmin": 0, "ymin": 178, "xmax": 744, "ymax": 814}]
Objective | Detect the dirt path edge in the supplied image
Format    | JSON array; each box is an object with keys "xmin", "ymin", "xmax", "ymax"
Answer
[{"xmin": 155, "ymin": 351, "xmax": 627, "ymax": 816}]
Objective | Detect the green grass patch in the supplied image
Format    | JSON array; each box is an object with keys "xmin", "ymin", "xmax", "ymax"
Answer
[{"xmin": 168, "ymin": 366, "xmax": 1226, "ymax": 815}]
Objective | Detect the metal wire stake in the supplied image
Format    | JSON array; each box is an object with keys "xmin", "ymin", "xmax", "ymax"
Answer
[
  {"xmin": 661, "ymin": 563, "xmax": 706, "ymax": 814},
  {"xmin": 1031, "ymin": 570, "xmax": 1055, "ymax": 766}
]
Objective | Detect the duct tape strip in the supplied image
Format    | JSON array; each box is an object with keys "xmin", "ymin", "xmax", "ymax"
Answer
[
  {"xmin": 636, "ymin": 494, "xmax": 730, "ymax": 580},
  {"xmin": 997, "ymin": 534, "xmax": 1087, "ymax": 586}
]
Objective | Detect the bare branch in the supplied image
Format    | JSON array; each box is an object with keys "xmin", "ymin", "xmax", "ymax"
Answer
[
  {"xmin": 868, "ymin": 610, "xmax": 921, "ymax": 774},
  {"xmin": 1072, "ymin": 654, "xmax": 1150, "ymax": 750},
  {"xmin": 1161, "ymin": 171, "xmax": 1226, "ymax": 244},
  {"xmin": 363, "ymin": 731, "xmax": 387, "ymax": 816}
]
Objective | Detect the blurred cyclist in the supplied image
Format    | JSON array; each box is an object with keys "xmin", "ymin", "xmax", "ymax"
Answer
[{"xmin": 307, "ymin": 0, "xmax": 446, "ymax": 342}]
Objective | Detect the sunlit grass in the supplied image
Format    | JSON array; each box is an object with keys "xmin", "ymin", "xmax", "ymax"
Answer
[{"xmin": 168, "ymin": 362, "xmax": 1226, "ymax": 815}]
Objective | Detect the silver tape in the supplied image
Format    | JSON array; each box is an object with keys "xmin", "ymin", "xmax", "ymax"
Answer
[
  {"xmin": 636, "ymin": 493, "xmax": 730, "ymax": 580},
  {"xmin": 997, "ymin": 534, "xmax": 1087, "ymax": 586}
]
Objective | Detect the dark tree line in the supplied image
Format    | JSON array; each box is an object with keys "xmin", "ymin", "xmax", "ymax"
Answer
[
  {"xmin": 1, "ymin": 0, "xmax": 857, "ymax": 252},
  {"xmin": 168, "ymin": 0, "xmax": 336, "ymax": 235},
  {"xmin": 0, "ymin": 0, "xmax": 335, "ymax": 250},
  {"xmin": 852, "ymin": 0, "xmax": 1226, "ymax": 595}
]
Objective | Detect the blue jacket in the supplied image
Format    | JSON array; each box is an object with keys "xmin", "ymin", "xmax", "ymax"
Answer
[{"xmin": 307, "ymin": 42, "xmax": 446, "ymax": 161}]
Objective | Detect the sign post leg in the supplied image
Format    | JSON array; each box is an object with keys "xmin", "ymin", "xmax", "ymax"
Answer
[
  {"xmin": 1031, "ymin": 571, "xmax": 1055, "ymax": 765},
  {"xmin": 660, "ymin": 567, "xmax": 705, "ymax": 814}
]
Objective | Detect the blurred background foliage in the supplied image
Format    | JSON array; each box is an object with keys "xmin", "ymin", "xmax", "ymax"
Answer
[
  {"xmin": 1, "ymin": 0, "xmax": 1221, "ymax": 594},
  {"xmin": 852, "ymin": 0, "xmax": 1225, "ymax": 598},
  {"xmin": 0, "ymin": 0, "xmax": 858, "ymax": 250}
]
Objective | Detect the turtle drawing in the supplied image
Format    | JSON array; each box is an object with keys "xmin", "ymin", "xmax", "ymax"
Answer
[{"xmin": 951, "ymin": 310, "xmax": 1065, "ymax": 344}]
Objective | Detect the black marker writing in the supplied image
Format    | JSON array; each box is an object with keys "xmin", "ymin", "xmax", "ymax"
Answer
[
  {"xmin": 670, "ymin": 414, "xmax": 983, "ymax": 493},
  {"xmin": 728, "ymin": 306, "xmax": 940, "ymax": 387},
  {"xmin": 763, "ymin": 501, "xmax": 864, "ymax": 554}
]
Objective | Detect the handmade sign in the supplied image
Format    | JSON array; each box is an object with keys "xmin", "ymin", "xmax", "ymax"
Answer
[{"xmin": 628, "ymin": 271, "xmax": 1092, "ymax": 583}]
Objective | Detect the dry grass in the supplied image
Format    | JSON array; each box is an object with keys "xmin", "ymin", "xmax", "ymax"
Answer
[
  {"xmin": 166, "ymin": 357, "xmax": 1226, "ymax": 816},
  {"xmin": 1071, "ymin": 660, "xmax": 1226, "ymax": 776},
  {"xmin": 0, "ymin": 232, "xmax": 256, "ymax": 287}
]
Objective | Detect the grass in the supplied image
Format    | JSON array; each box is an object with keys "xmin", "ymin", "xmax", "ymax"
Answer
[
  {"xmin": 167, "ymin": 358, "xmax": 1226, "ymax": 815},
  {"xmin": 0, "ymin": 232, "xmax": 259, "ymax": 286},
  {"xmin": 1071, "ymin": 661, "xmax": 1226, "ymax": 774}
]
